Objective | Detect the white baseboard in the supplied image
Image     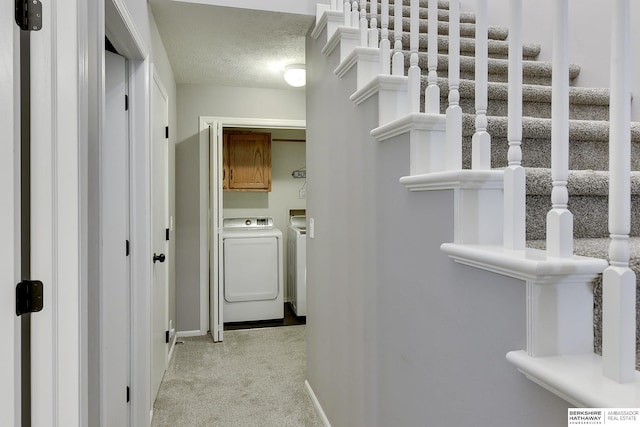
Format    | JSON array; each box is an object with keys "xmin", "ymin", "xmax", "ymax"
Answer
[
  {"xmin": 305, "ymin": 380, "xmax": 331, "ymax": 427},
  {"xmin": 176, "ymin": 330, "xmax": 205, "ymax": 338},
  {"xmin": 167, "ymin": 335, "xmax": 177, "ymax": 362}
]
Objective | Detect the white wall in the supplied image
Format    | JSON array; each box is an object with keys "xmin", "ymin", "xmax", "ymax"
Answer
[
  {"xmin": 305, "ymin": 16, "xmax": 570, "ymax": 427},
  {"xmin": 460, "ymin": 0, "xmax": 640, "ymax": 121},
  {"xmin": 175, "ymin": 85, "xmax": 306, "ymax": 331}
]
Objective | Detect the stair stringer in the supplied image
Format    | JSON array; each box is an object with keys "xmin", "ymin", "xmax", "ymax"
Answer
[{"xmin": 311, "ymin": 3, "xmax": 640, "ymax": 410}]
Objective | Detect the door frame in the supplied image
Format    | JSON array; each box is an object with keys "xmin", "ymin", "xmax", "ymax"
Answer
[
  {"xmin": 105, "ymin": 1, "xmax": 152, "ymax": 426},
  {"xmin": 0, "ymin": 2, "xmax": 21, "ymax": 424},
  {"xmin": 198, "ymin": 117, "xmax": 305, "ymax": 341},
  {"xmin": 150, "ymin": 65, "xmax": 170, "ymax": 404}
]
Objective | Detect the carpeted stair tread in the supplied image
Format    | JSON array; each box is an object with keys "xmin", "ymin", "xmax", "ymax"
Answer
[
  {"xmin": 390, "ymin": 17, "xmax": 509, "ymax": 40},
  {"xmin": 390, "ymin": 31, "xmax": 540, "ymax": 59},
  {"xmin": 408, "ymin": 53, "xmax": 581, "ymax": 85},
  {"xmin": 367, "ymin": 7, "xmax": 476, "ymax": 23},
  {"xmin": 461, "ymin": 114, "xmax": 640, "ymax": 142},
  {"xmin": 525, "ymin": 168, "xmax": 640, "ymax": 196}
]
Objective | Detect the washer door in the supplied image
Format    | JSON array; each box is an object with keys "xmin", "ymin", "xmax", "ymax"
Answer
[{"xmin": 224, "ymin": 236, "xmax": 279, "ymax": 302}]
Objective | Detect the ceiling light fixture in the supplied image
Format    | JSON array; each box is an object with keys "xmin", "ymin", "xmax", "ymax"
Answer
[{"xmin": 283, "ymin": 64, "xmax": 306, "ymax": 87}]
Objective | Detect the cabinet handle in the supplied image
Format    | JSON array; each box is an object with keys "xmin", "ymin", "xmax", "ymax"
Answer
[{"xmin": 230, "ymin": 170, "xmax": 233, "ymax": 181}]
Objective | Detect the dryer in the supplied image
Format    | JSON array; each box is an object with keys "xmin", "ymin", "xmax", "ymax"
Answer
[
  {"xmin": 222, "ymin": 217, "xmax": 284, "ymax": 322},
  {"xmin": 287, "ymin": 215, "xmax": 306, "ymax": 316}
]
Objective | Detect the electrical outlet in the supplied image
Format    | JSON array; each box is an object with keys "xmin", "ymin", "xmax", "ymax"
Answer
[{"xmin": 299, "ymin": 188, "xmax": 306, "ymax": 199}]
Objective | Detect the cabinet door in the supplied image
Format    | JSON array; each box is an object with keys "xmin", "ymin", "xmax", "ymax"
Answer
[{"xmin": 228, "ymin": 132, "xmax": 271, "ymax": 191}]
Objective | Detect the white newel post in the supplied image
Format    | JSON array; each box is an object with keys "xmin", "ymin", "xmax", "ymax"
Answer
[
  {"xmin": 472, "ymin": 0, "xmax": 491, "ymax": 169},
  {"xmin": 446, "ymin": 0, "xmax": 462, "ymax": 169},
  {"xmin": 369, "ymin": 0, "xmax": 379, "ymax": 48},
  {"xmin": 503, "ymin": 0, "xmax": 526, "ymax": 250},
  {"xmin": 425, "ymin": 0, "xmax": 440, "ymax": 114},
  {"xmin": 360, "ymin": 2, "xmax": 368, "ymax": 46},
  {"xmin": 392, "ymin": 0, "xmax": 404, "ymax": 76},
  {"xmin": 408, "ymin": 0, "xmax": 420, "ymax": 113},
  {"xmin": 546, "ymin": 0, "xmax": 573, "ymax": 258},
  {"xmin": 380, "ymin": 0, "xmax": 390, "ymax": 74},
  {"xmin": 603, "ymin": 0, "xmax": 636, "ymax": 384}
]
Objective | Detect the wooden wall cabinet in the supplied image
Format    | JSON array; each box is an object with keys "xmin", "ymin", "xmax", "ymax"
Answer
[{"xmin": 223, "ymin": 131, "xmax": 272, "ymax": 192}]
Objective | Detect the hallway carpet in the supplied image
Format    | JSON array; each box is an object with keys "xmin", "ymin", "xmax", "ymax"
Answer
[{"xmin": 151, "ymin": 325, "xmax": 324, "ymax": 427}]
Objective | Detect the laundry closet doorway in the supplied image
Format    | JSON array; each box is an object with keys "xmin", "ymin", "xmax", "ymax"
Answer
[{"xmin": 198, "ymin": 117, "xmax": 306, "ymax": 342}]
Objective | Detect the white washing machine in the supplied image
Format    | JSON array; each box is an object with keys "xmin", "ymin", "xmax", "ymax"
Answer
[
  {"xmin": 287, "ymin": 215, "xmax": 306, "ymax": 316},
  {"xmin": 222, "ymin": 217, "xmax": 284, "ymax": 322}
]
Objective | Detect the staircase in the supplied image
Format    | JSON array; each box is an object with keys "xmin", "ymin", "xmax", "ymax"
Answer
[
  {"xmin": 311, "ymin": 0, "xmax": 638, "ymax": 409},
  {"xmin": 383, "ymin": 0, "xmax": 640, "ymax": 364}
]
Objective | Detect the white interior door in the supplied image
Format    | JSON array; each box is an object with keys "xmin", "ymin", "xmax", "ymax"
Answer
[
  {"xmin": 0, "ymin": 3, "xmax": 21, "ymax": 424},
  {"xmin": 151, "ymin": 69, "xmax": 169, "ymax": 403},
  {"xmin": 210, "ymin": 124, "xmax": 224, "ymax": 342},
  {"xmin": 102, "ymin": 50, "xmax": 131, "ymax": 426}
]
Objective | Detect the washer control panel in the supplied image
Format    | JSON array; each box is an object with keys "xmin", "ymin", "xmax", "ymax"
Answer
[{"xmin": 224, "ymin": 217, "xmax": 274, "ymax": 229}]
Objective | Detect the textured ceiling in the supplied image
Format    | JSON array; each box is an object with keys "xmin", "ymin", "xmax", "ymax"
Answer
[{"xmin": 149, "ymin": 0, "xmax": 315, "ymax": 89}]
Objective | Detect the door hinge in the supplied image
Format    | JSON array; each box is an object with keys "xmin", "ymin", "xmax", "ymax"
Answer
[
  {"xmin": 16, "ymin": 280, "xmax": 44, "ymax": 316},
  {"xmin": 125, "ymin": 94, "xmax": 129, "ymax": 111},
  {"xmin": 126, "ymin": 386, "xmax": 130, "ymax": 403},
  {"xmin": 165, "ymin": 228, "xmax": 170, "ymax": 241},
  {"xmin": 15, "ymin": 0, "xmax": 43, "ymax": 31},
  {"xmin": 165, "ymin": 126, "xmax": 169, "ymax": 139},
  {"xmin": 165, "ymin": 330, "xmax": 170, "ymax": 344},
  {"xmin": 126, "ymin": 239, "xmax": 130, "ymax": 256}
]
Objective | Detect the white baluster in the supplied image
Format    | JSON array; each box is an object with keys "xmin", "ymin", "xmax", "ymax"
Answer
[
  {"xmin": 546, "ymin": 0, "xmax": 573, "ymax": 258},
  {"xmin": 344, "ymin": 1, "xmax": 352, "ymax": 26},
  {"xmin": 352, "ymin": 1, "xmax": 360, "ymax": 27},
  {"xmin": 472, "ymin": 0, "xmax": 491, "ymax": 169},
  {"xmin": 370, "ymin": 0, "xmax": 379, "ymax": 48},
  {"xmin": 504, "ymin": 0, "xmax": 525, "ymax": 250},
  {"xmin": 338, "ymin": 0, "xmax": 343, "ymax": 11},
  {"xmin": 425, "ymin": 0, "xmax": 439, "ymax": 114},
  {"xmin": 360, "ymin": 3, "xmax": 368, "ymax": 46},
  {"xmin": 380, "ymin": 0, "xmax": 391, "ymax": 74},
  {"xmin": 331, "ymin": 0, "xmax": 338, "ymax": 10},
  {"xmin": 603, "ymin": 0, "xmax": 636, "ymax": 384},
  {"xmin": 408, "ymin": 0, "xmax": 420, "ymax": 112},
  {"xmin": 392, "ymin": 0, "xmax": 404, "ymax": 76},
  {"xmin": 446, "ymin": 0, "xmax": 461, "ymax": 169}
]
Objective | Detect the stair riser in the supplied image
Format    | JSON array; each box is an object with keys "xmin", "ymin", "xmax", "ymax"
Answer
[
  {"xmin": 366, "ymin": 8, "xmax": 476, "ymax": 24},
  {"xmin": 525, "ymin": 195, "xmax": 640, "ymax": 240},
  {"xmin": 461, "ymin": 137, "xmax": 640, "ymax": 171},
  {"xmin": 436, "ymin": 98, "xmax": 609, "ymax": 121},
  {"xmin": 388, "ymin": 0, "xmax": 450, "ymax": 9},
  {"xmin": 389, "ymin": 19, "xmax": 509, "ymax": 40},
  {"xmin": 389, "ymin": 31, "xmax": 540, "ymax": 60}
]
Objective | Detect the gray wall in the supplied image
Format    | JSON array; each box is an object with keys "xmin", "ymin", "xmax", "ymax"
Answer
[
  {"xmin": 305, "ymin": 19, "xmax": 571, "ymax": 427},
  {"xmin": 460, "ymin": 0, "xmax": 640, "ymax": 121},
  {"xmin": 175, "ymin": 85, "xmax": 306, "ymax": 332}
]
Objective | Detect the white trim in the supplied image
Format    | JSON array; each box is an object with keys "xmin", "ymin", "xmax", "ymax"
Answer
[
  {"xmin": 506, "ymin": 351, "xmax": 640, "ymax": 408},
  {"xmin": 176, "ymin": 330, "xmax": 205, "ymax": 338},
  {"xmin": 167, "ymin": 335, "xmax": 178, "ymax": 362},
  {"xmin": 305, "ymin": 380, "xmax": 332, "ymax": 427},
  {"xmin": 0, "ymin": 2, "xmax": 21, "ymax": 422},
  {"xmin": 102, "ymin": 2, "xmax": 152, "ymax": 424},
  {"xmin": 198, "ymin": 117, "xmax": 306, "ymax": 341}
]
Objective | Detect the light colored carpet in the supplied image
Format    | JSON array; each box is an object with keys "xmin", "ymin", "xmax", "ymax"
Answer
[{"xmin": 151, "ymin": 325, "xmax": 324, "ymax": 427}]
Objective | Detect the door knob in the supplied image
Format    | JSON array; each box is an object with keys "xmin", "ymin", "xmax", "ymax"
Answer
[{"xmin": 153, "ymin": 253, "xmax": 166, "ymax": 263}]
